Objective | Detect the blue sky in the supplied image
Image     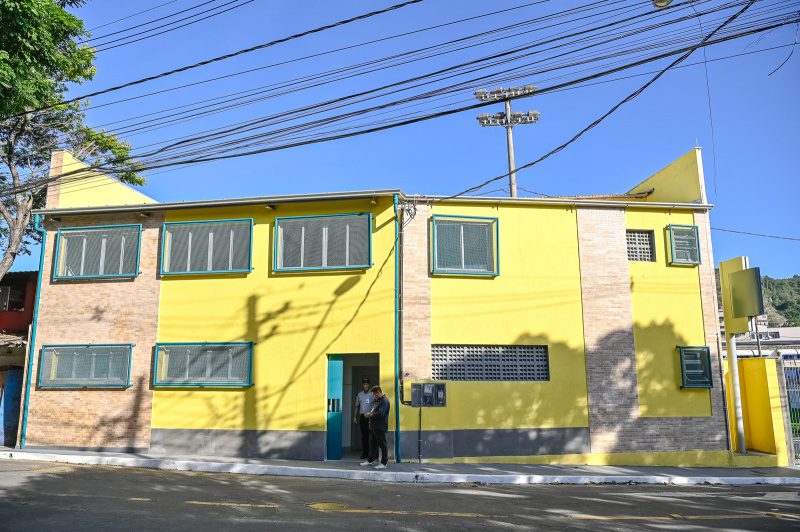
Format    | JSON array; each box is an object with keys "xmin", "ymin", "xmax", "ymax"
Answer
[{"xmin": 13, "ymin": 0, "xmax": 799, "ymax": 277}]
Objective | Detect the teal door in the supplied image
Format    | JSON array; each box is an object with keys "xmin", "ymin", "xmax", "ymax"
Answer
[{"xmin": 326, "ymin": 355, "xmax": 344, "ymax": 460}]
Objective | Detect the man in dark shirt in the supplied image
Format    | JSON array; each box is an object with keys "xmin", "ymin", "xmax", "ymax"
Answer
[{"xmin": 360, "ymin": 386, "xmax": 390, "ymax": 469}]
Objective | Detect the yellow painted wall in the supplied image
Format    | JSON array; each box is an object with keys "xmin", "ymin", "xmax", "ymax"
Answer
[
  {"xmin": 626, "ymin": 148, "xmax": 704, "ymax": 203},
  {"xmin": 626, "ymin": 208, "xmax": 711, "ymax": 417},
  {"xmin": 723, "ymin": 358, "xmax": 789, "ymax": 464},
  {"xmin": 420, "ymin": 203, "xmax": 589, "ymax": 431},
  {"xmin": 151, "ymin": 198, "xmax": 396, "ymax": 433},
  {"xmin": 55, "ymin": 152, "xmax": 157, "ymax": 208}
]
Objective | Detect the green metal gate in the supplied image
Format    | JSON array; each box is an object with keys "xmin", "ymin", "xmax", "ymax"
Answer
[{"xmin": 783, "ymin": 355, "xmax": 800, "ymax": 464}]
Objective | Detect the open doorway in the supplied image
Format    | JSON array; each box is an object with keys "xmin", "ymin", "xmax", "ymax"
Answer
[{"xmin": 326, "ymin": 353, "xmax": 379, "ymax": 460}]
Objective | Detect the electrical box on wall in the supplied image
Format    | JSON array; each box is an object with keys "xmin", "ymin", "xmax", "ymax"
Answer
[{"xmin": 411, "ymin": 382, "xmax": 446, "ymax": 407}]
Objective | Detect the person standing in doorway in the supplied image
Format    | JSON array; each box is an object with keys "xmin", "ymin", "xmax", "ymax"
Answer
[
  {"xmin": 360, "ymin": 386, "xmax": 390, "ymax": 469},
  {"xmin": 352, "ymin": 378, "xmax": 373, "ymax": 460}
]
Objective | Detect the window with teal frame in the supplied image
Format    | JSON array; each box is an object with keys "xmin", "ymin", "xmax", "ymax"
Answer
[
  {"xmin": 153, "ymin": 342, "xmax": 253, "ymax": 387},
  {"xmin": 678, "ymin": 346, "xmax": 713, "ymax": 389},
  {"xmin": 274, "ymin": 213, "xmax": 372, "ymax": 272},
  {"xmin": 161, "ymin": 219, "xmax": 252, "ymax": 275},
  {"xmin": 431, "ymin": 215, "xmax": 499, "ymax": 276},
  {"xmin": 53, "ymin": 224, "xmax": 141, "ymax": 279},
  {"xmin": 669, "ymin": 224, "xmax": 701, "ymax": 265},
  {"xmin": 38, "ymin": 344, "xmax": 132, "ymax": 388}
]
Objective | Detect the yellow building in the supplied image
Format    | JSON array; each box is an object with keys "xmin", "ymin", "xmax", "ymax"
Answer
[{"xmin": 18, "ymin": 148, "xmax": 776, "ymax": 465}]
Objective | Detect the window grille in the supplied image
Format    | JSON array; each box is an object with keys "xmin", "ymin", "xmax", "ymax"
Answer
[
  {"xmin": 669, "ymin": 225, "xmax": 701, "ymax": 265},
  {"xmin": 38, "ymin": 344, "xmax": 131, "ymax": 388},
  {"xmin": 432, "ymin": 216, "xmax": 498, "ymax": 275},
  {"xmin": 431, "ymin": 344, "xmax": 549, "ymax": 381},
  {"xmin": 275, "ymin": 214, "xmax": 371, "ymax": 271},
  {"xmin": 162, "ymin": 220, "xmax": 251, "ymax": 274},
  {"xmin": 626, "ymin": 230, "xmax": 655, "ymax": 262},
  {"xmin": 154, "ymin": 343, "xmax": 252, "ymax": 386},
  {"xmin": 55, "ymin": 225, "xmax": 140, "ymax": 279},
  {"xmin": 678, "ymin": 346, "xmax": 713, "ymax": 388}
]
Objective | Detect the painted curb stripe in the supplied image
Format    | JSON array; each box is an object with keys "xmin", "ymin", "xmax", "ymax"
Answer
[{"xmin": 2, "ymin": 452, "xmax": 800, "ymax": 486}]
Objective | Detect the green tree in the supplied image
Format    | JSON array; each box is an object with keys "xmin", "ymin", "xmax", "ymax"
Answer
[{"xmin": 0, "ymin": 0, "xmax": 141, "ymax": 281}]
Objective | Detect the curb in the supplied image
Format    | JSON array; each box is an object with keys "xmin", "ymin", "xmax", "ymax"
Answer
[{"xmin": 2, "ymin": 451, "xmax": 799, "ymax": 485}]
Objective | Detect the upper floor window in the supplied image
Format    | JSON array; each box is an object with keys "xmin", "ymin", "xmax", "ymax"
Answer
[
  {"xmin": 669, "ymin": 224, "xmax": 701, "ymax": 265},
  {"xmin": 162, "ymin": 219, "xmax": 252, "ymax": 275},
  {"xmin": 626, "ymin": 230, "xmax": 655, "ymax": 262},
  {"xmin": 274, "ymin": 213, "xmax": 371, "ymax": 272},
  {"xmin": 153, "ymin": 342, "xmax": 253, "ymax": 387},
  {"xmin": 38, "ymin": 344, "xmax": 132, "ymax": 388},
  {"xmin": 431, "ymin": 215, "xmax": 498, "ymax": 276},
  {"xmin": 54, "ymin": 225, "xmax": 141, "ymax": 279},
  {"xmin": 0, "ymin": 282, "xmax": 26, "ymax": 311}
]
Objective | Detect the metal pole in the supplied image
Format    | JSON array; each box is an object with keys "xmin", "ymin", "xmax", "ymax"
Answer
[
  {"xmin": 504, "ymin": 100, "xmax": 517, "ymax": 198},
  {"xmin": 752, "ymin": 316, "xmax": 764, "ymax": 357},
  {"xmin": 727, "ymin": 333, "xmax": 746, "ymax": 453}
]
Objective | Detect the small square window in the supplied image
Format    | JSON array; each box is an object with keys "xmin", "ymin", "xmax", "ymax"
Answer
[
  {"xmin": 626, "ymin": 230, "xmax": 655, "ymax": 262},
  {"xmin": 678, "ymin": 346, "xmax": 713, "ymax": 389},
  {"xmin": 669, "ymin": 225, "xmax": 701, "ymax": 265},
  {"xmin": 431, "ymin": 216, "xmax": 498, "ymax": 276}
]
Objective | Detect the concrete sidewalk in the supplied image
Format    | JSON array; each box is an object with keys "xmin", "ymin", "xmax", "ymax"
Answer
[{"xmin": 2, "ymin": 447, "xmax": 799, "ymax": 485}]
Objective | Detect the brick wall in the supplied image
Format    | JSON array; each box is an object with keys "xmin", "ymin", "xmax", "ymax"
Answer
[
  {"xmin": 401, "ymin": 204, "xmax": 432, "ymax": 379},
  {"xmin": 577, "ymin": 207, "xmax": 727, "ymax": 454},
  {"xmin": 24, "ymin": 213, "xmax": 162, "ymax": 450}
]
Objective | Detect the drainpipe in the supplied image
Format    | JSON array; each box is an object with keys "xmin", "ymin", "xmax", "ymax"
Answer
[
  {"xmin": 392, "ymin": 194, "xmax": 402, "ymax": 463},
  {"xmin": 19, "ymin": 214, "xmax": 47, "ymax": 448}
]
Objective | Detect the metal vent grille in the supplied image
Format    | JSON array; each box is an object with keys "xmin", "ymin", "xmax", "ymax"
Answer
[
  {"xmin": 433, "ymin": 217, "xmax": 497, "ymax": 274},
  {"xmin": 155, "ymin": 343, "xmax": 252, "ymax": 386},
  {"xmin": 276, "ymin": 214, "xmax": 370, "ymax": 270},
  {"xmin": 431, "ymin": 344, "xmax": 549, "ymax": 381},
  {"xmin": 39, "ymin": 345, "xmax": 131, "ymax": 387},
  {"xmin": 163, "ymin": 220, "xmax": 251, "ymax": 274},
  {"xmin": 626, "ymin": 230, "xmax": 655, "ymax": 262},
  {"xmin": 56, "ymin": 226, "xmax": 140, "ymax": 278}
]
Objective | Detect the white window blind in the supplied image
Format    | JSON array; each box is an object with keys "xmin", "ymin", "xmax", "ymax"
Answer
[
  {"xmin": 155, "ymin": 343, "xmax": 252, "ymax": 386},
  {"xmin": 39, "ymin": 345, "xmax": 131, "ymax": 387},
  {"xmin": 56, "ymin": 226, "xmax": 140, "ymax": 278},
  {"xmin": 163, "ymin": 220, "xmax": 251, "ymax": 274},
  {"xmin": 434, "ymin": 218, "xmax": 497, "ymax": 274},
  {"xmin": 670, "ymin": 225, "xmax": 701, "ymax": 265},
  {"xmin": 276, "ymin": 214, "xmax": 370, "ymax": 270}
]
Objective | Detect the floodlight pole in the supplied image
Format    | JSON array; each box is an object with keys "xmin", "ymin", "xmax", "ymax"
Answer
[
  {"xmin": 503, "ymin": 100, "xmax": 518, "ymax": 198},
  {"xmin": 475, "ymin": 85, "xmax": 539, "ymax": 198}
]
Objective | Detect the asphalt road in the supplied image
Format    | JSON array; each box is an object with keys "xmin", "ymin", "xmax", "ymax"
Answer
[{"xmin": 0, "ymin": 459, "xmax": 798, "ymax": 531}]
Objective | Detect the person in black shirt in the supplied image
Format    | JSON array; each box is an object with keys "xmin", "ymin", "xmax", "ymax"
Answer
[{"xmin": 360, "ymin": 386, "xmax": 390, "ymax": 469}]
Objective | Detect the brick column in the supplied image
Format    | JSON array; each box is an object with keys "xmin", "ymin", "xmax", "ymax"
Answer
[
  {"xmin": 401, "ymin": 204, "xmax": 431, "ymax": 379},
  {"xmin": 45, "ymin": 151, "xmax": 64, "ymax": 209},
  {"xmin": 24, "ymin": 214, "xmax": 163, "ymax": 451},
  {"xmin": 577, "ymin": 207, "xmax": 727, "ymax": 454}
]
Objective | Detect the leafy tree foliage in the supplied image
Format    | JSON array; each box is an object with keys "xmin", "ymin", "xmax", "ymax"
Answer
[{"xmin": 0, "ymin": 0, "xmax": 141, "ymax": 281}]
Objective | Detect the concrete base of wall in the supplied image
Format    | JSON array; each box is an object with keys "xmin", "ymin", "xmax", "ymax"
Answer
[
  {"xmin": 398, "ymin": 427, "xmax": 591, "ymax": 459},
  {"xmin": 150, "ymin": 429, "xmax": 327, "ymax": 461}
]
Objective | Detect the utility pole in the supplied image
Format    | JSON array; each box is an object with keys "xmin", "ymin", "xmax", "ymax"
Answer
[{"xmin": 475, "ymin": 85, "xmax": 539, "ymax": 198}]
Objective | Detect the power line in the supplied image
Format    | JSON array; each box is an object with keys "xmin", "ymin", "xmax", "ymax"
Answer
[
  {"xmin": 8, "ymin": 0, "xmax": 425, "ymax": 119},
  {"xmin": 92, "ymin": 0, "xmax": 256, "ymax": 53},
  {"xmin": 436, "ymin": 0, "xmax": 759, "ymax": 202},
  {"xmin": 711, "ymin": 227, "xmax": 800, "ymax": 241},
  {"xmin": 84, "ymin": 0, "xmax": 179, "ymax": 32}
]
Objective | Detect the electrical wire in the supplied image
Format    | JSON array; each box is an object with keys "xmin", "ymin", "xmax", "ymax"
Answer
[
  {"xmin": 7, "ymin": 0, "xmax": 426, "ymax": 119},
  {"xmin": 710, "ymin": 228, "xmax": 800, "ymax": 241},
  {"xmin": 84, "ymin": 0, "xmax": 180, "ymax": 32},
  {"xmin": 436, "ymin": 0, "xmax": 759, "ymax": 202}
]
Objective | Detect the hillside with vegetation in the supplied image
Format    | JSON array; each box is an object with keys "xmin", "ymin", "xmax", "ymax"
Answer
[{"xmin": 763, "ymin": 275, "xmax": 800, "ymax": 327}]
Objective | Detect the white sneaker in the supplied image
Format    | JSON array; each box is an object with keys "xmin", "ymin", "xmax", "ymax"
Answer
[
  {"xmin": 360, "ymin": 461, "xmax": 373, "ymax": 467},
  {"xmin": 373, "ymin": 464, "xmax": 387, "ymax": 470}
]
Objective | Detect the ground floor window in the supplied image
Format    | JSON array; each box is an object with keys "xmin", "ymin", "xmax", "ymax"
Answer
[
  {"xmin": 153, "ymin": 342, "xmax": 253, "ymax": 387},
  {"xmin": 38, "ymin": 344, "xmax": 132, "ymax": 388}
]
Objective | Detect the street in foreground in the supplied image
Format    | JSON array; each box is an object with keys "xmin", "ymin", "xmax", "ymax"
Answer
[{"xmin": 0, "ymin": 460, "xmax": 798, "ymax": 531}]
